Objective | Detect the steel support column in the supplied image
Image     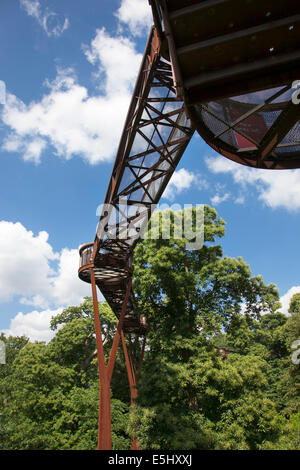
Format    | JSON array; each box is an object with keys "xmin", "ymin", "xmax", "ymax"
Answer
[
  {"xmin": 90, "ymin": 268, "xmax": 132, "ymax": 450},
  {"xmin": 121, "ymin": 332, "xmax": 146, "ymax": 450}
]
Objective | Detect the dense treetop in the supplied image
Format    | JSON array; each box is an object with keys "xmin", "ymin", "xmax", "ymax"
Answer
[{"xmin": 0, "ymin": 206, "xmax": 299, "ymax": 449}]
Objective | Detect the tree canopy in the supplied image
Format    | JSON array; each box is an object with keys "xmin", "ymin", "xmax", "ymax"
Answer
[{"xmin": 0, "ymin": 206, "xmax": 299, "ymax": 449}]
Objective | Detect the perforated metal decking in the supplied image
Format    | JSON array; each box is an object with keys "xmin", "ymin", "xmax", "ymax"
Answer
[{"xmin": 151, "ymin": 0, "xmax": 300, "ymax": 168}]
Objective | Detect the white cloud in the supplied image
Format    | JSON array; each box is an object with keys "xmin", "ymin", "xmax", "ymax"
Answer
[
  {"xmin": 206, "ymin": 156, "xmax": 300, "ymax": 211},
  {"xmin": 0, "ymin": 80, "xmax": 6, "ymax": 105},
  {"xmin": 210, "ymin": 192, "xmax": 230, "ymax": 206},
  {"xmin": 3, "ymin": 136, "xmax": 47, "ymax": 164},
  {"xmin": 235, "ymin": 194, "xmax": 245, "ymax": 205},
  {"xmin": 83, "ymin": 28, "xmax": 142, "ymax": 95},
  {"xmin": 115, "ymin": 0, "xmax": 153, "ymax": 36},
  {"xmin": 50, "ymin": 248, "xmax": 91, "ymax": 307},
  {"xmin": 20, "ymin": 0, "xmax": 40, "ymax": 19},
  {"xmin": 0, "ymin": 221, "xmax": 90, "ymax": 308},
  {"xmin": 163, "ymin": 168, "xmax": 203, "ymax": 201},
  {"xmin": 20, "ymin": 0, "xmax": 69, "ymax": 37},
  {"xmin": 279, "ymin": 286, "xmax": 300, "ymax": 315},
  {"xmin": 1, "ymin": 28, "xmax": 142, "ymax": 165},
  {"xmin": 0, "ymin": 221, "xmax": 58, "ymax": 303},
  {"xmin": 3, "ymin": 308, "xmax": 62, "ymax": 342}
]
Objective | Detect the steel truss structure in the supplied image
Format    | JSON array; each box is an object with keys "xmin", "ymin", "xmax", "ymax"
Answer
[
  {"xmin": 78, "ymin": 0, "xmax": 300, "ymax": 450},
  {"xmin": 78, "ymin": 27, "xmax": 194, "ymax": 449}
]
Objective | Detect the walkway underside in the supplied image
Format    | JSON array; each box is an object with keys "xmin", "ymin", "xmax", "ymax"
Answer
[{"xmin": 151, "ymin": 0, "xmax": 300, "ymax": 169}]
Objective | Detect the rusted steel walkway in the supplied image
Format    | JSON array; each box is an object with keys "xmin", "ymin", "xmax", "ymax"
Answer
[{"xmin": 79, "ymin": 27, "xmax": 195, "ymax": 334}]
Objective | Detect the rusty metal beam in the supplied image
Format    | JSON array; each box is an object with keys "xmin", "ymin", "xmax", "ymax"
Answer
[
  {"xmin": 258, "ymin": 103, "xmax": 300, "ymax": 165},
  {"xmin": 107, "ymin": 279, "xmax": 132, "ymax": 383},
  {"xmin": 177, "ymin": 14, "xmax": 300, "ymax": 58},
  {"xmin": 185, "ymin": 50, "xmax": 300, "ymax": 94},
  {"xmin": 90, "ymin": 269, "xmax": 111, "ymax": 450},
  {"xmin": 90, "ymin": 272, "xmax": 133, "ymax": 450},
  {"xmin": 169, "ymin": 0, "xmax": 227, "ymax": 19}
]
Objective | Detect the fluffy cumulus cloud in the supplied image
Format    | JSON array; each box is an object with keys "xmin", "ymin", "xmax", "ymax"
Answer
[
  {"xmin": 210, "ymin": 192, "xmax": 230, "ymax": 206},
  {"xmin": 0, "ymin": 220, "xmax": 91, "ymax": 341},
  {"xmin": 0, "ymin": 221, "xmax": 90, "ymax": 308},
  {"xmin": 163, "ymin": 168, "xmax": 206, "ymax": 201},
  {"xmin": 20, "ymin": 0, "xmax": 69, "ymax": 37},
  {"xmin": 115, "ymin": 0, "xmax": 153, "ymax": 36},
  {"xmin": 0, "ymin": 221, "xmax": 58, "ymax": 303},
  {"xmin": 83, "ymin": 28, "xmax": 142, "ymax": 95},
  {"xmin": 3, "ymin": 308, "xmax": 62, "ymax": 342},
  {"xmin": 279, "ymin": 286, "xmax": 300, "ymax": 315},
  {"xmin": 50, "ymin": 248, "xmax": 92, "ymax": 307},
  {"xmin": 1, "ymin": 29, "xmax": 142, "ymax": 164},
  {"xmin": 206, "ymin": 156, "xmax": 300, "ymax": 212}
]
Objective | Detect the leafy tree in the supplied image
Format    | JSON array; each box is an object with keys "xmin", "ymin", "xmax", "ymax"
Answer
[
  {"xmin": 1, "ymin": 206, "xmax": 298, "ymax": 450},
  {"xmin": 278, "ymin": 293, "xmax": 300, "ymax": 417},
  {"xmin": 0, "ymin": 333, "xmax": 28, "ymax": 448},
  {"xmin": 289, "ymin": 293, "xmax": 300, "ymax": 315},
  {"xmin": 129, "ymin": 206, "xmax": 289, "ymax": 449},
  {"xmin": 0, "ymin": 299, "xmax": 130, "ymax": 450}
]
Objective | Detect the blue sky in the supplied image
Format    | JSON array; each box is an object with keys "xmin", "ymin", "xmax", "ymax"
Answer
[{"xmin": 0, "ymin": 0, "xmax": 299, "ymax": 341}]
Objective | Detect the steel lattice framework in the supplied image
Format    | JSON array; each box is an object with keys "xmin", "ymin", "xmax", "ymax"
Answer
[
  {"xmin": 78, "ymin": 0, "xmax": 300, "ymax": 450},
  {"xmin": 79, "ymin": 28, "xmax": 194, "ymax": 335}
]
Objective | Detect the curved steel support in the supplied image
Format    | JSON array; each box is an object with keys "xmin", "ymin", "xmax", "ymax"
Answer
[{"xmin": 90, "ymin": 268, "xmax": 132, "ymax": 450}]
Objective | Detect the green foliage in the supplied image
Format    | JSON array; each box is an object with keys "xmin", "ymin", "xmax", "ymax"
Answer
[
  {"xmin": 0, "ymin": 206, "xmax": 298, "ymax": 450},
  {"xmin": 129, "ymin": 404, "xmax": 216, "ymax": 450},
  {"xmin": 128, "ymin": 206, "xmax": 298, "ymax": 449},
  {"xmin": 279, "ymin": 297, "xmax": 300, "ymax": 416},
  {"xmin": 289, "ymin": 293, "xmax": 300, "ymax": 315},
  {"xmin": 0, "ymin": 300, "xmax": 129, "ymax": 450}
]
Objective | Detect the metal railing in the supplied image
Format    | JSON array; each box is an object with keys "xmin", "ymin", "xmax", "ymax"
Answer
[{"xmin": 79, "ymin": 243, "xmax": 94, "ymax": 269}]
